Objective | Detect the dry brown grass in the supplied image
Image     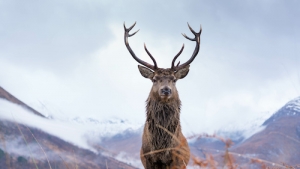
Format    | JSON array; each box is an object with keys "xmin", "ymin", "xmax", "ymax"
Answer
[
  {"xmin": 144, "ymin": 126, "xmax": 299, "ymax": 169},
  {"xmin": 0, "ymin": 126, "xmax": 11, "ymax": 169},
  {"xmin": 190, "ymin": 134, "xmax": 300, "ymax": 169},
  {"xmin": 25, "ymin": 126, "xmax": 52, "ymax": 169},
  {"xmin": 13, "ymin": 118, "xmax": 39, "ymax": 169}
]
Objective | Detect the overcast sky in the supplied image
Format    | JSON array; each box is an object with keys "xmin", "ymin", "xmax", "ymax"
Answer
[{"xmin": 0, "ymin": 0, "xmax": 299, "ymax": 135}]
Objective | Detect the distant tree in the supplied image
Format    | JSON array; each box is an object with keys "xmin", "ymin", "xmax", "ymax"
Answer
[
  {"xmin": 17, "ymin": 156, "xmax": 27, "ymax": 164},
  {"xmin": 0, "ymin": 148, "xmax": 4, "ymax": 159}
]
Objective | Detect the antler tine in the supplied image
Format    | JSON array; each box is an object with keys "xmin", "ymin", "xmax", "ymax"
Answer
[
  {"xmin": 129, "ymin": 29, "xmax": 139, "ymax": 37},
  {"xmin": 123, "ymin": 22, "xmax": 136, "ymax": 31},
  {"xmin": 174, "ymin": 23, "xmax": 202, "ymax": 70},
  {"xmin": 171, "ymin": 44, "xmax": 184, "ymax": 70},
  {"xmin": 187, "ymin": 22, "xmax": 196, "ymax": 35},
  {"xmin": 182, "ymin": 33, "xmax": 195, "ymax": 41},
  {"xmin": 144, "ymin": 43, "xmax": 158, "ymax": 69},
  {"xmin": 124, "ymin": 22, "xmax": 157, "ymax": 70}
]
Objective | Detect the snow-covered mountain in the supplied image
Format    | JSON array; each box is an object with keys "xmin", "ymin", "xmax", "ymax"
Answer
[
  {"xmin": 230, "ymin": 96, "xmax": 300, "ymax": 166},
  {"xmin": 0, "ymin": 97, "xmax": 142, "ymax": 149},
  {"xmin": 0, "ymin": 87, "xmax": 138, "ymax": 169},
  {"xmin": 26, "ymin": 99, "xmax": 143, "ymax": 139},
  {"xmin": 58, "ymin": 116, "xmax": 142, "ymax": 139},
  {"xmin": 263, "ymin": 96, "xmax": 300, "ymax": 125}
]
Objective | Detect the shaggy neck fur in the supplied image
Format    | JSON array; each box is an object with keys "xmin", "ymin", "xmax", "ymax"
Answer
[{"xmin": 146, "ymin": 97, "xmax": 181, "ymax": 150}]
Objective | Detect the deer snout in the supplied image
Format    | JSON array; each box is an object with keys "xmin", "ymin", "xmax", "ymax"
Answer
[{"xmin": 161, "ymin": 87, "xmax": 172, "ymax": 96}]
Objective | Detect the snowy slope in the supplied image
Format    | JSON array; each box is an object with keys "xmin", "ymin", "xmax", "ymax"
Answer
[
  {"xmin": 0, "ymin": 98, "xmax": 142, "ymax": 151},
  {"xmin": 285, "ymin": 96, "xmax": 300, "ymax": 112},
  {"xmin": 27, "ymin": 100, "xmax": 143, "ymax": 137},
  {"xmin": 263, "ymin": 96, "xmax": 300, "ymax": 125}
]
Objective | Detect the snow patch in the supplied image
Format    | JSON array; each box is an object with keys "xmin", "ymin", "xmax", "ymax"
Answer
[{"xmin": 284, "ymin": 96, "xmax": 300, "ymax": 113}]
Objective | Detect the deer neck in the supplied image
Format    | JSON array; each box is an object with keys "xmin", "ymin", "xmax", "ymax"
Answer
[{"xmin": 146, "ymin": 98, "xmax": 181, "ymax": 147}]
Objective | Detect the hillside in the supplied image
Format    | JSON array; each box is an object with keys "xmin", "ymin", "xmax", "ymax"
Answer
[
  {"xmin": 0, "ymin": 86, "xmax": 137, "ymax": 169},
  {"xmin": 231, "ymin": 97, "xmax": 300, "ymax": 165},
  {"xmin": 0, "ymin": 120, "xmax": 138, "ymax": 169}
]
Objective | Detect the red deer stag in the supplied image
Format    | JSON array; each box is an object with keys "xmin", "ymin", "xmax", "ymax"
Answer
[{"xmin": 124, "ymin": 22, "xmax": 202, "ymax": 169}]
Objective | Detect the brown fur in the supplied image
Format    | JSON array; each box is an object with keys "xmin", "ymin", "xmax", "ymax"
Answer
[{"xmin": 140, "ymin": 68, "xmax": 190, "ymax": 169}]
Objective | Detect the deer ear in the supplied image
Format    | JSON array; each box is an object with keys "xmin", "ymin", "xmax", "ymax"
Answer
[
  {"xmin": 138, "ymin": 65, "xmax": 154, "ymax": 79},
  {"xmin": 175, "ymin": 65, "xmax": 190, "ymax": 79}
]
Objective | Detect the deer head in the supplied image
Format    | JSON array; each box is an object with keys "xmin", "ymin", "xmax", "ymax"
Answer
[{"xmin": 124, "ymin": 22, "xmax": 202, "ymax": 102}]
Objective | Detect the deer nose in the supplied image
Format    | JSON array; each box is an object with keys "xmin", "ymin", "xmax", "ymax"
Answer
[{"xmin": 161, "ymin": 87, "xmax": 171, "ymax": 95}]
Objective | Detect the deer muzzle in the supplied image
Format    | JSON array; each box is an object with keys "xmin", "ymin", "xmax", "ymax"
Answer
[{"xmin": 160, "ymin": 87, "xmax": 172, "ymax": 96}]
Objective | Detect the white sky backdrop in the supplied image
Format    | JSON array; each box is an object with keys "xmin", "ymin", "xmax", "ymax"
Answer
[{"xmin": 0, "ymin": 0, "xmax": 299, "ymax": 135}]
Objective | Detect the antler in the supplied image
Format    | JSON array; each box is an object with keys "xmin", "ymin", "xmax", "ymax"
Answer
[
  {"xmin": 171, "ymin": 23, "xmax": 202, "ymax": 71},
  {"xmin": 124, "ymin": 22, "xmax": 158, "ymax": 70}
]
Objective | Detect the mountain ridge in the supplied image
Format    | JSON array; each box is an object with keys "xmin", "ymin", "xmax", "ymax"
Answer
[
  {"xmin": 263, "ymin": 96, "xmax": 300, "ymax": 126},
  {"xmin": 0, "ymin": 86, "xmax": 45, "ymax": 118}
]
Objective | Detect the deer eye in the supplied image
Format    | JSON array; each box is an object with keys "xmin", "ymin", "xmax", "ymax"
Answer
[
  {"xmin": 173, "ymin": 80, "xmax": 177, "ymax": 83},
  {"xmin": 153, "ymin": 79, "xmax": 157, "ymax": 83}
]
